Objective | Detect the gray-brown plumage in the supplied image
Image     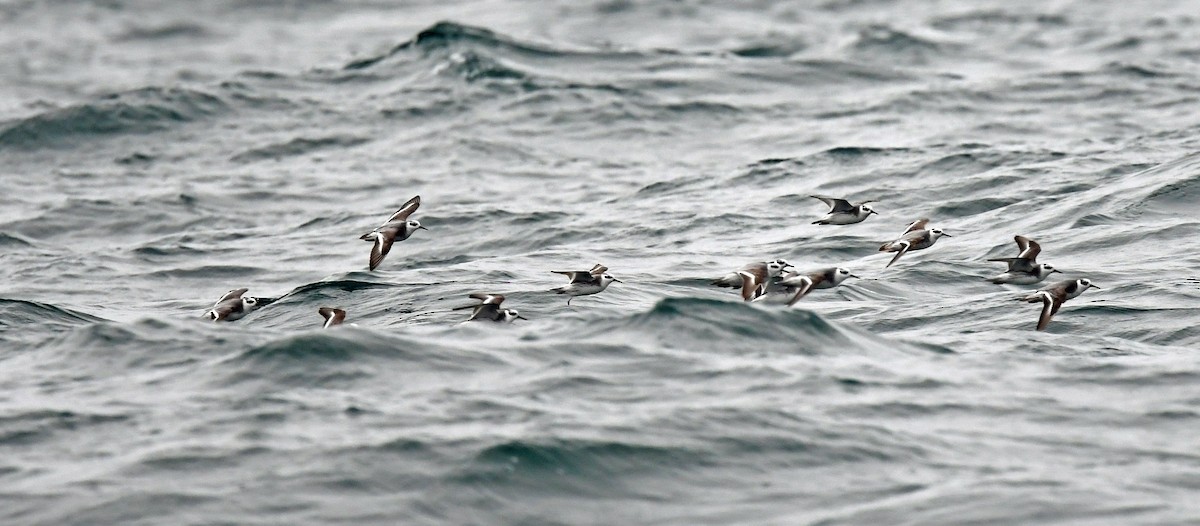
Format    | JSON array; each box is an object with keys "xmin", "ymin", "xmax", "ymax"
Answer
[
  {"xmin": 810, "ymin": 195, "xmax": 878, "ymax": 225},
  {"xmin": 551, "ymin": 264, "xmax": 621, "ymax": 305},
  {"xmin": 204, "ymin": 288, "xmax": 272, "ymax": 322},
  {"xmin": 360, "ymin": 195, "xmax": 426, "ymax": 271},
  {"xmin": 318, "ymin": 307, "xmax": 346, "ymax": 328},
  {"xmin": 990, "ymin": 235, "xmax": 1041, "ymax": 272},
  {"xmin": 879, "ymin": 218, "xmax": 951, "ymax": 268},
  {"xmin": 777, "ymin": 267, "xmax": 858, "ymax": 306},
  {"xmin": 988, "ymin": 235, "xmax": 1060, "ymax": 285},
  {"xmin": 712, "ymin": 260, "xmax": 793, "ymax": 301},
  {"xmin": 1021, "ymin": 278, "xmax": 1099, "ymax": 331},
  {"xmin": 453, "ymin": 293, "xmax": 527, "ymax": 323}
]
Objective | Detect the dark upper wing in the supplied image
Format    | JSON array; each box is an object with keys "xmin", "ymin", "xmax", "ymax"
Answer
[
  {"xmin": 468, "ymin": 303, "xmax": 501, "ymax": 321},
  {"xmin": 1042, "ymin": 288, "xmax": 1068, "ymax": 328},
  {"xmin": 811, "ymin": 195, "xmax": 854, "ymax": 213},
  {"xmin": 469, "ymin": 293, "xmax": 505, "ymax": 305},
  {"xmin": 989, "ymin": 257, "xmax": 1035, "ymax": 272},
  {"xmin": 318, "ymin": 307, "xmax": 346, "ymax": 328},
  {"xmin": 1049, "ymin": 295, "xmax": 1065, "ymax": 316},
  {"xmin": 902, "ymin": 229, "xmax": 932, "ymax": 245},
  {"xmin": 211, "ymin": 298, "xmax": 244, "ymax": 320},
  {"xmin": 785, "ymin": 272, "xmax": 826, "ymax": 305},
  {"xmin": 386, "ymin": 195, "xmax": 421, "ymax": 223},
  {"xmin": 216, "ymin": 288, "xmax": 248, "ymax": 305},
  {"xmin": 574, "ymin": 272, "xmax": 600, "ymax": 284},
  {"xmin": 552, "ymin": 270, "xmax": 600, "ymax": 284},
  {"xmin": 738, "ymin": 270, "xmax": 766, "ymax": 301},
  {"xmin": 885, "ymin": 241, "xmax": 911, "ymax": 267},
  {"xmin": 1015, "ymin": 235, "xmax": 1041, "ymax": 261},
  {"xmin": 368, "ymin": 232, "xmax": 395, "ymax": 271},
  {"xmin": 742, "ymin": 264, "xmax": 768, "ymax": 283},
  {"xmin": 902, "ymin": 218, "xmax": 930, "ymax": 234},
  {"xmin": 739, "ymin": 261, "xmax": 770, "ymax": 274},
  {"xmin": 1036, "ymin": 292, "xmax": 1057, "ymax": 331}
]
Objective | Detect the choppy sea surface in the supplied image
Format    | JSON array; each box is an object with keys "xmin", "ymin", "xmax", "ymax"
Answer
[{"xmin": 3, "ymin": 1, "xmax": 1200, "ymax": 524}]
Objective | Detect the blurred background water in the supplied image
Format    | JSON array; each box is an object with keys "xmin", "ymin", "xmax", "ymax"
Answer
[{"xmin": 2, "ymin": 1, "xmax": 1200, "ymax": 524}]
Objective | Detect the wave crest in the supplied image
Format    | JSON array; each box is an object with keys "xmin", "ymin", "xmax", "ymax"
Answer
[{"xmin": 0, "ymin": 87, "xmax": 227, "ymax": 149}]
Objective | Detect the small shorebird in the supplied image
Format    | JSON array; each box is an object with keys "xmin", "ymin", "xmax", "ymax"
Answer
[
  {"xmin": 776, "ymin": 267, "xmax": 859, "ymax": 306},
  {"xmin": 1022, "ymin": 278, "xmax": 1099, "ymax": 331},
  {"xmin": 988, "ymin": 235, "xmax": 1059, "ymax": 285},
  {"xmin": 360, "ymin": 195, "xmax": 427, "ymax": 271},
  {"xmin": 318, "ymin": 307, "xmax": 346, "ymax": 328},
  {"xmin": 712, "ymin": 259, "xmax": 794, "ymax": 301},
  {"xmin": 454, "ymin": 293, "xmax": 526, "ymax": 323},
  {"xmin": 204, "ymin": 288, "xmax": 273, "ymax": 322},
  {"xmin": 551, "ymin": 263, "xmax": 621, "ymax": 305},
  {"xmin": 879, "ymin": 218, "xmax": 951, "ymax": 268},
  {"xmin": 810, "ymin": 195, "xmax": 878, "ymax": 225}
]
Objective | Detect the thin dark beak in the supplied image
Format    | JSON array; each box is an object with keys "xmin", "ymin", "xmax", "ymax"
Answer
[
  {"xmin": 1051, "ymin": 269, "xmax": 1062, "ymax": 274},
  {"xmin": 942, "ymin": 232, "xmax": 953, "ymax": 237},
  {"xmin": 516, "ymin": 315, "xmax": 529, "ymax": 320},
  {"xmin": 1090, "ymin": 284, "xmax": 1101, "ymax": 289},
  {"xmin": 868, "ymin": 210, "xmax": 878, "ymax": 215},
  {"xmin": 613, "ymin": 278, "xmax": 623, "ymax": 283},
  {"xmin": 418, "ymin": 226, "xmax": 429, "ymax": 231},
  {"xmin": 849, "ymin": 274, "xmax": 861, "ymax": 279}
]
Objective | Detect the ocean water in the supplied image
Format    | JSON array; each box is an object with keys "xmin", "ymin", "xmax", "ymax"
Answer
[{"xmin": 3, "ymin": 0, "xmax": 1200, "ymax": 524}]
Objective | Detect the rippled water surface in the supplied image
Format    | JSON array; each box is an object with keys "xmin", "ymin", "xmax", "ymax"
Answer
[{"xmin": 3, "ymin": 1, "xmax": 1200, "ymax": 524}]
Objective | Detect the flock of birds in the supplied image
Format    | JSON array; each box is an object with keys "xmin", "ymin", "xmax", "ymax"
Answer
[{"xmin": 204, "ymin": 194, "xmax": 1098, "ymax": 331}]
